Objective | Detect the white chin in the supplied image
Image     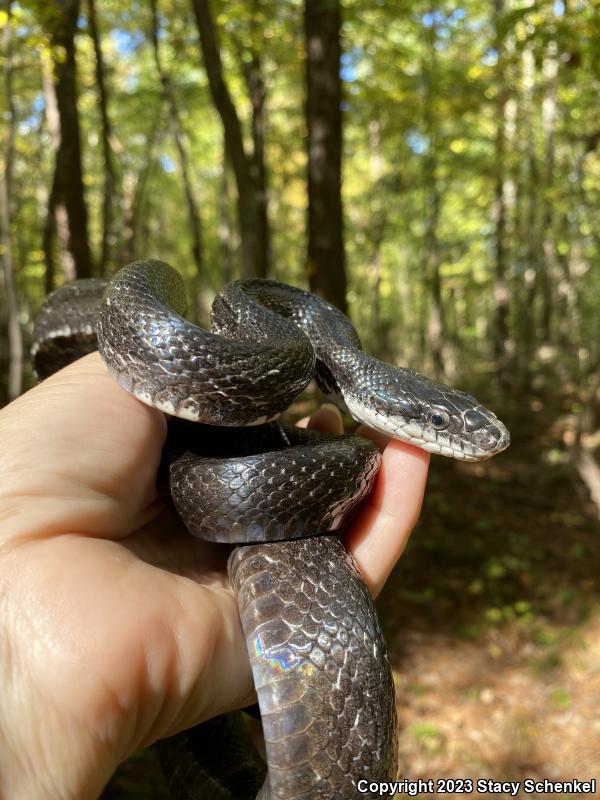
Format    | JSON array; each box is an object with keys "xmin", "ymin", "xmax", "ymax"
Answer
[{"xmin": 344, "ymin": 396, "xmax": 482, "ymax": 460}]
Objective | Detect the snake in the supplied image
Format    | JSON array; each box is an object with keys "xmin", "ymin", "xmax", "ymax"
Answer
[{"xmin": 32, "ymin": 259, "xmax": 510, "ymax": 799}]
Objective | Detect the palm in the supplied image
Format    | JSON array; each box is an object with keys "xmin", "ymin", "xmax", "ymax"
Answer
[{"xmin": 0, "ymin": 353, "xmax": 428, "ymax": 798}]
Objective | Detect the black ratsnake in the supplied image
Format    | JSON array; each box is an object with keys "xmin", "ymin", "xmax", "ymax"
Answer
[{"xmin": 32, "ymin": 260, "xmax": 510, "ymax": 799}]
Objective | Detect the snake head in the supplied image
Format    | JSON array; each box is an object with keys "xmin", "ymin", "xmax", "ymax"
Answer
[
  {"xmin": 414, "ymin": 385, "xmax": 511, "ymax": 460},
  {"xmin": 345, "ymin": 361, "xmax": 510, "ymax": 461}
]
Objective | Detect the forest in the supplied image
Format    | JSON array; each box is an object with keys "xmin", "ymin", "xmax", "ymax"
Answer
[{"xmin": 1, "ymin": 0, "xmax": 599, "ymax": 792}]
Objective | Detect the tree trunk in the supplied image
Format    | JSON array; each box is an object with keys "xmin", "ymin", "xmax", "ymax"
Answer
[
  {"xmin": 520, "ymin": 41, "xmax": 539, "ymax": 375},
  {"xmin": 41, "ymin": 47, "xmax": 71, "ymax": 291},
  {"xmin": 555, "ymin": 0, "xmax": 578, "ymax": 363},
  {"xmin": 368, "ymin": 119, "xmax": 384, "ymax": 334},
  {"xmin": 190, "ymin": 0, "xmax": 264, "ymax": 278},
  {"xmin": 40, "ymin": 0, "xmax": 94, "ymax": 285},
  {"xmin": 121, "ymin": 120, "xmax": 161, "ymax": 265},
  {"xmin": 366, "ymin": 119, "xmax": 393, "ymax": 359},
  {"xmin": 231, "ymin": 17, "xmax": 271, "ymax": 280},
  {"xmin": 218, "ymin": 149, "xmax": 236, "ymax": 285},
  {"xmin": 540, "ymin": 38, "xmax": 559, "ymax": 346},
  {"xmin": 423, "ymin": 13, "xmax": 444, "ymax": 377},
  {"xmin": 492, "ymin": 0, "xmax": 511, "ymax": 380},
  {"xmin": 0, "ymin": 3, "xmax": 23, "ymax": 400},
  {"xmin": 248, "ymin": 52, "xmax": 270, "ymax": 279},
  {"xmin": 87, "ymin": 0, "xmax": 118, "ymax": 274},
  {"xmin": 150, "ymin": 0, "xmax": 204, "ymax": 280},
  {"xmin": 304, "ymin": 0, "xmax": 347, "ymax": 313}
]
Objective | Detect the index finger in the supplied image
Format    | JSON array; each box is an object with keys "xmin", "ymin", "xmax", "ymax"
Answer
[{"xmin": 343, "ymin": 426, "xmax": 430, "ymax": 597}]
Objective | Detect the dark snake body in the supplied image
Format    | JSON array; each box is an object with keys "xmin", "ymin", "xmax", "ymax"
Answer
[{"xmin": 32, "ymin": 260, "xmax": 509, "ymax": 799}]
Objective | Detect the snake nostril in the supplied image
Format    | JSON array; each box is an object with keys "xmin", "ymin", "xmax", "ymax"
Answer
[
  {"xmin": 472, "ymin": 426, "xmax": 501, "ymax": 451},
  {"xmin": 464, "ymin": 408, "xmax": 489, "ymax": 432}
]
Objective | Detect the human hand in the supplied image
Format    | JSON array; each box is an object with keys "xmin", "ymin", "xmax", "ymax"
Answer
[{"xmin": 0, "ymin": 353, "xmax": 429, "ymax": 799}]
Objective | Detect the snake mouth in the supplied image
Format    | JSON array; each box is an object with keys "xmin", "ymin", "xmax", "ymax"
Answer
[
  {"xmin": 415, "ymin": 427, "xmax": 510, "ymax": 461},
  {"xmin": 405, "ymin": 419, "xmax": 511, "ymax": 461},
  {"xmin": 395, "ymin": 420, "xmax": 511, "ymax": 461}
]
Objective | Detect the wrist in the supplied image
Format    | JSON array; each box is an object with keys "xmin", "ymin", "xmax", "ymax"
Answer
[
  {"xmin": 0, "ymin": 733, "xmax": 116, "ymax": 800},
  {"xmin": 0, "ymin": 560, "xmax": 121, "ymax": 800},
  {"xmin": 0, "ymin": 677, "xmax": 119, "ymax": 800}
]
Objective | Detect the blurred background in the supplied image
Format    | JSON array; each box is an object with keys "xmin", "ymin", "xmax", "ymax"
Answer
[{"xmin": 1, "ymin": 0, "xmax": 599, "ymax": 795}]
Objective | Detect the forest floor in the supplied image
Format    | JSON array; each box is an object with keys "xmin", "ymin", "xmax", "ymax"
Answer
[{"xmin": 101, "ymin": 385, "xmax": 600, "ymax": 799}]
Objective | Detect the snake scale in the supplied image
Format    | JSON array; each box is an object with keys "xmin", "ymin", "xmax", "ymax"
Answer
[{"xmin": 32, "ymin": 260, "xmax": 510, "ymax": 799}]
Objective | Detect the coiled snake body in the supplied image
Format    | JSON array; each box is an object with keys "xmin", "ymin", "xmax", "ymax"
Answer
[{"xmin": 32, "ymin": 260, "xmax": 509, "ymax": 799}]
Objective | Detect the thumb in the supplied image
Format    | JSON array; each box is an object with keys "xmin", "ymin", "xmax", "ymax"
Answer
[{"xmin": 0, "ymin": 353, "xmax": 166, "ymax": 544}]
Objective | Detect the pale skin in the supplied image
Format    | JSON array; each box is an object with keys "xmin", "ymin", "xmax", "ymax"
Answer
[{"xmin": 0, "ymin": 353, "xmax": 429, "ymax": 800}]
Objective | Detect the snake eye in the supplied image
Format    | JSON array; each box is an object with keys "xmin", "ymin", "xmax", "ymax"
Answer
[{"xmin": 429, "ymin": 410, "xmax": 450, "ymax": 430}]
